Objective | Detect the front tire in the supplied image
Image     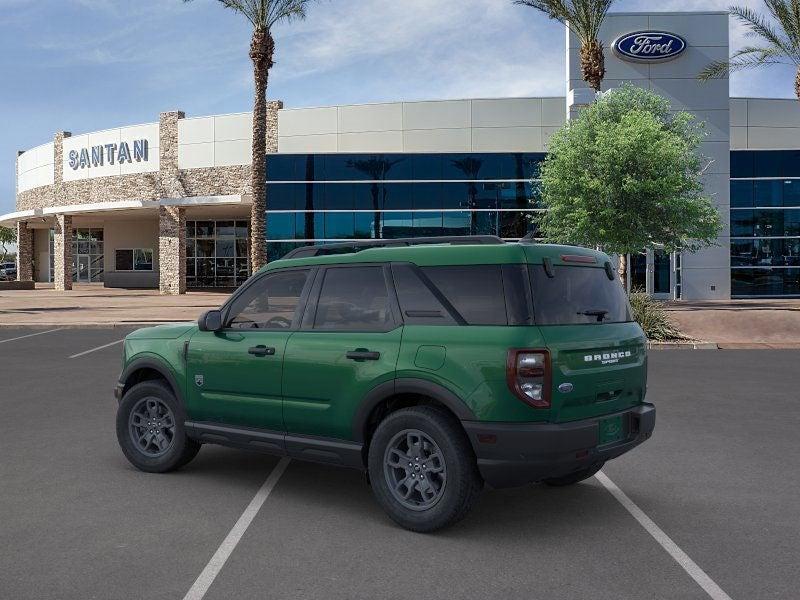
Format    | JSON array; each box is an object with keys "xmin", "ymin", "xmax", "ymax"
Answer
[
  {"xmin": 116, "ymin": 380, "xmax": 200, "ymax": 473},
  {"xmin": 368, "ymin": 406, "xmax": 482, "ymax": 532}
]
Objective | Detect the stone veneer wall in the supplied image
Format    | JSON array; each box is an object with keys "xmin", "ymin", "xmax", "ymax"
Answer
[
  {"xmin": 53, "ymin": 214, "xmax": 73, "ymax": 291},
  {"xmin": 15, "ymin": 102, "xmax": 282, "ymax": 293},
  {"xmin": 158, "ymin": 206, "xmax": 186, "ymax": 295},
  {"xmin": 16, "ymin": 102, "xmax": 283, "ymax": 211},
  {"xmin": 16, "ymin": 222, "xmax": 33, "ymax": 281}
]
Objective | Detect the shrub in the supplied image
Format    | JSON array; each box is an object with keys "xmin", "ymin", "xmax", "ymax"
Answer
[{"xmin": 628, "ymin": 293, "xmax": 688, "ymax": 341}]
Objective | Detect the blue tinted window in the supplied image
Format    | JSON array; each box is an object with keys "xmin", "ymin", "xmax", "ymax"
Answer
[
  {"xmin": 441, "ymin": 183, "xmax": 470, "ymax": 209},
  {"xmin": 382, "ymin": 212, "xmax": 413, "ymax": 238},
  {"xmin": 267, "ymin": 213, "xmax": 294, "ymax": 240},
  {"xmin": 413, "ymin": 212, "xmax": 443, "ymax": 236},
  {"xmin": 413, "ymin": 183, "xmax": 443, "ymax": 209},
  {"xmin": 442, "ymin": 211, "xmax": 471, "ymax": 236},
  {"xmin": 354, "ymin": 213, "xmax": 377, "ymax": 239},
  {"xmin": 295, "ymin": 212, "xmax": 323, "ymax": 240},
  {"xmin": 785, "ymin": 209, "xmax": 800, "ymax": 235},
  {"xmin": 783, "ymin": 180, "xmax": 800, "ymax": 207},
  {"xmin": 266, "ymin": 155, "xmax": 296, "ymax": 181},
  {"xmin": 781, "ymin": 150, "xmax": 800, "ymax": 177},
  {"xmin": 325, "ymin": 212, "xmax": 355, "ymax": 238},
  {"xmin": 730, "ymin": 210, "xmax": 753, "ymax": 237},
  {"xmin": 730, "ymin": 151, "xmax": 754, "ymax": 178},
  {"xmin": 298, "ymin": 183, "xmax": 324, "ymax": 211},
  {"xmin": 324, "ymin": 183, "xmax": 354, "ymax": 210},
  {"xmin": 472, "ymin": 211, "xmax": 499, "ymax": 236},
  {"xmin": 267, "ymin": 184, "xmax": 299, "ymax": 210},
  {"xmin": 730, "ymin": 181, "xmax": 753, "ymax": 208},
  {"xmin": 471, "ymin": 183, "xmax": 498, "ymax": 210},
  {"xmin": 754, "ymin": 151, "xmax": 783, "ymax": 177},
  {"xmin": 353, "ymin": 183, "xmax": 381, "ymax": 210},
  {"xmin": 754, "ymin": 180, "xmax": 783, "ymax": 207},
  {"xmin": 381, "ymin": 183, "xmax": 413, "ymax": 210},
  {"xmin": 412, "ymin": 155, "xmax": 442, "ymax": 180}
]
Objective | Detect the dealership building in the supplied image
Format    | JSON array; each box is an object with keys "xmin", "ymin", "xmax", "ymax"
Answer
[{"xmin": 3, "ymin": 10, "xmax": 800, "ymax": 299}]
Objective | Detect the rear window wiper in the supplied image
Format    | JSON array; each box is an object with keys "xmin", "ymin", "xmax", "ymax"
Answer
[{"xmin": 577, "ymin": 309, "xmax": 608, "ymax": 322}]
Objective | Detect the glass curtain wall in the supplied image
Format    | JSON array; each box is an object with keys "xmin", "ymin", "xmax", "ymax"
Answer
[
  {"xmin": 186, "ymin": 220, "xmax": 250, "ymax": 288},
  {"xmin": 731, "ymin": 150, "xmax": 800, "ymax": 297},
  {"xmin": 264, "ymin": 153, "xmax": 545, "ymax": 261}
]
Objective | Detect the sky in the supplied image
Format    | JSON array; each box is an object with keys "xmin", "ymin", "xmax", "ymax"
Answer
[{"xmin": 0, "ymin": 0, "xmax": 797, "ymax": 216}]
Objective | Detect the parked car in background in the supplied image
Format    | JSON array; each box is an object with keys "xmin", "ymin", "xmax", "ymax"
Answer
[
  {"xmin": 114, "ymin": 236, "xmax": 655, "ymax": 532},
  {"xmin": 0, "ymin": 262, "xmax": 16, "ymax": 281}
]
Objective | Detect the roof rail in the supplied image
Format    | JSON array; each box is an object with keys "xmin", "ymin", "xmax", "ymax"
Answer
[{"xmin": 281, "ymin": 236, "xmax": 505, "ymax": 259}]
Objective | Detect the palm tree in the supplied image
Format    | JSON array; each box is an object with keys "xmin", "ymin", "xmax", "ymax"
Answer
[
  {"xmin": 699, "ymin": 2, "xmax": 800, "ymax": 100},
  {"xmin": 184, "ymin": 0, "xmax": 315, "ymax": 272},
  {"xmin": 514, "ymin": 0, "xmax": 615, "ymax": 92}
]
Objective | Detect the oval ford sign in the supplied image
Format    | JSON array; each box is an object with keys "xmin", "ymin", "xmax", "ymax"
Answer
[{"xmin": 613, "ymin": 31, "xmax": 686, "ymax": 62}]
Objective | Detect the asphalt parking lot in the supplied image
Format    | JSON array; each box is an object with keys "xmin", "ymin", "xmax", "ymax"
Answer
[{"xmin": 1, "ymin": 327, "xmax": 799, "ymax": 599}]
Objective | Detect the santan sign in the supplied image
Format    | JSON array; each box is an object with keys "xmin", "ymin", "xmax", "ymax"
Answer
[
  {"xmin": 68, "ymin": 139, "xmax": 149, "ymax": 170},
  {"xmin": 613, "ymin": 31, "xmax": 687, "ymax": 62}
]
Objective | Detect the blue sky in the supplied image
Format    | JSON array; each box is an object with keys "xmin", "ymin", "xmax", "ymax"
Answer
[{"xmin": 1, "ymin": 0, "xmax": 797, "ymax": 215}]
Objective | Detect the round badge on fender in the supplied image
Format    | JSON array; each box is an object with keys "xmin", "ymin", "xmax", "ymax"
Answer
[{"xmin": 558, "ymin": 382, "xmax": 574, "ymax": 394}]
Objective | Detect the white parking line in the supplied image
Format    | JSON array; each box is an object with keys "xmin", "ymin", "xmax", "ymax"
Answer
[
  {"xmin": 68, "ymin": 338, "xmax": 124, "ymax": 359},
  {"xmin": 0, "ymin": 329, "xmax": 63, "ymax": 344},
  {"xmin": 183, "ymin": 457, "xmax": 291, "ymax": 600},
  {"xmin": 595, "ymin": 471, "xmax": 733, "ymax": 600}
]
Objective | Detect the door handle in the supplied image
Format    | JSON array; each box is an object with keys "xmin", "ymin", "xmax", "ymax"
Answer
[
  {"xmin": 346, "ymin": 349, "xmax": 381, "ymax": 361},
  {"xmin": 248, "ymin": 345, "xmax": 276, "ymax": 357}
]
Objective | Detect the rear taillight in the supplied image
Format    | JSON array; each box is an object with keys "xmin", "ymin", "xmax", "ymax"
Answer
[{"xmin": 506, "ymin": 349, "xmax": 551, "ymax": 408}]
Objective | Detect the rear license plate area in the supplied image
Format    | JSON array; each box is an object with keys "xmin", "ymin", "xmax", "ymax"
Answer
[{"xmin": 598, "ymin": 414, "xmax": 625, "ymax": 445}]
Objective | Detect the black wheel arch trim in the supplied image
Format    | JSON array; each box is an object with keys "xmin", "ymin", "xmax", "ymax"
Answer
[
  {"xmin": 352, "ymin": 378, "xmax": 476, "ymax": 442},
  {"xmin": 118, "ymin": 357, "xmax": 184, "ymax": 407}
]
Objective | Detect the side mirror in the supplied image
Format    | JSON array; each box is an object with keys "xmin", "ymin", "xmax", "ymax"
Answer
[{"xmin": 198, "ymin": 309, "xmax": 223, "ymax": 332}]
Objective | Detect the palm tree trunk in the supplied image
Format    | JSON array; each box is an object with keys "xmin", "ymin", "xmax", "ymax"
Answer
[
  {"xmin": 249, "ymin": 29, "xmax": 274, "ymax": 273},
  {"xmin": 580, "ymin": 40, "xmax": 605, "ymax": 92},
  {"xmin": 617, "ymin": 253, "xmax": 628, "ymax": 291},
  {"xmin": 795, "ymin": 67, "xmax": 800, "ymax": 102}
]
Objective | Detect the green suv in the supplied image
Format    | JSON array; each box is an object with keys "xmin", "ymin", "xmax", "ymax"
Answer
[{"xmin": 115, "ymin": 236, "xmax": 654, "ymax": 532}]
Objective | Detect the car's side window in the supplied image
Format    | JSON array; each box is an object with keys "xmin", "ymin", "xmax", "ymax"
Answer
[
  {"xmin": 227, "ymin": 269, "xmax": 309, "ymax": 330},
  {"xmin": 391, "ymin": 264, "xmax": 457, "ymax": 325},
  {"xmin": 313, "ymin": 266, "xmax": 392, "ymax": 331}
]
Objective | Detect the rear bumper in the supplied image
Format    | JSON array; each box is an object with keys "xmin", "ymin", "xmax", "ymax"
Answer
[{"xmin": 462, "ymin": 403, "xmax": 655, "ymax": 489}]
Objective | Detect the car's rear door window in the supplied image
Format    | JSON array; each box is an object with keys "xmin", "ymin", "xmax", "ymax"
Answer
[
  {"xmin": 313, "ymin": 266, "xmax": 393, "ymax": 331},
  {"xmin": 529, "ymin": 264, "xmax": 631, "ymax": 325}
]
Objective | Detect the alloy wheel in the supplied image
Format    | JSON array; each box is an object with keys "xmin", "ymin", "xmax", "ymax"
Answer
[{"xmin": 383, "ymin": 429, "xmax": 447, "ymax": 511}]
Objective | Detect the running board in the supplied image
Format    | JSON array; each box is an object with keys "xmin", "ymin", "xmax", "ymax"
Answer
[{"xmin": 184, "ymin": 421, "xmax": 364, "ymax": 470}]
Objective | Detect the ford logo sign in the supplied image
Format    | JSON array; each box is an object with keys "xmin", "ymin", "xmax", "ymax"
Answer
[{"xmin": 613, "ymin": 31, "xmax": 686, "ymax": 62}]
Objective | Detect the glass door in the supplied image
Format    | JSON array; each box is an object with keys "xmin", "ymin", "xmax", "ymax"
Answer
[
  {"xmin": 652, "ymin": 249, "xmax": 672, "ymax": 299},
  {"xmin": 77, "ymin": 256, "xmax": 90, "ymax": 282}
]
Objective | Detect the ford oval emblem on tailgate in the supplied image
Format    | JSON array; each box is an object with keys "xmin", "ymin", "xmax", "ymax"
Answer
[{"xmin": 558, "ymin": 383, "xmax": 574, "ymax": 393}]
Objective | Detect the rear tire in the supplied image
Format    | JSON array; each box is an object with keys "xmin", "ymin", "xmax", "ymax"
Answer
[
  {"xmin": 116, "ymin": 380, "xmax": 200, "ymax": 473},
  {"xmin": 543, "ymin": 462, "xmax": 604, "ymax": 487},
  {"xmin": 368, "ymin": 406, "xmax": 482, "ymax": 532}
]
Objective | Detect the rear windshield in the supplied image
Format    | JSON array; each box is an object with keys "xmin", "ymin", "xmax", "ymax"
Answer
[{"xmin": 529, "ymin": 265, "xmax": 632, "ymax": 325}]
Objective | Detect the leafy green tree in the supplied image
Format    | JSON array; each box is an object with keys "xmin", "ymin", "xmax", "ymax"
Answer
[
  {"xmin": 184, "ymin": 0, "xmax": 316, "ymax": 271},
  {"xmin": 535, "ymin": 84, "xmax": 722, "ymax": 286},
  {"xmin": 514, "ymin": 0, "xmax": 615, "ymax": 91},
  {"xmin": 699, "ymin": 2, "xmax": 800, "ymax": 100},
  {"xmin": 0, "ymin": 226, "xmax": 15, "ymax": 263}
]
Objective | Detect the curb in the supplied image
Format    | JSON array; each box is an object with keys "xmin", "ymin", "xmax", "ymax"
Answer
[
  {"xmin": 647, "ymin": 341, "xmax": 719, "ymax": 350},
  {"xmin": 0, "ymin": 321, "xmax": 184, "ymax": 329}
]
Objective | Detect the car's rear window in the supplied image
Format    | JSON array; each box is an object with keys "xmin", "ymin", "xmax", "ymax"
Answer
[{"xmin": 529, "ymin": 264, "xmax": 632, "ymax": 325}]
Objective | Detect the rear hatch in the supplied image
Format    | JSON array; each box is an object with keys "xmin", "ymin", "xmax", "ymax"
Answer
[{"xmin": 528, "ymin": 257, "xmax": 647, "ymax": 423}]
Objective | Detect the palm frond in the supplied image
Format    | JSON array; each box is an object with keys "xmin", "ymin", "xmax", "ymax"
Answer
[
  {"xmin": 730, "ymin": 5, "xmax": 800, "ymax": 64},
  {"xmin": 699, "ymin": 46, "xmax": 788, "ymax": 80},
  {"xmin": 515, "ymin": 0, "xmax": 615, "ymax": 43},
  {"xmin": 764, "ymin": 0, "xmax": 800, "ymax": 45}
]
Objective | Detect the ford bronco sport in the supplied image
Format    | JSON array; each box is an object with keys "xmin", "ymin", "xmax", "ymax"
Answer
[{"xmin": 115, "ymin": 236, "xmax": 655, "ymax": 532}]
